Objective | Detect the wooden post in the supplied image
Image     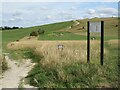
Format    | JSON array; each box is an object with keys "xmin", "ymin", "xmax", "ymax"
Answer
[
  {"xmin": 87, "ymin": 21, "xmax": 90, "ymax": 63},
  {"xmin": 100, "ymin": 21, "xmax": 104, "ymax": 65}
]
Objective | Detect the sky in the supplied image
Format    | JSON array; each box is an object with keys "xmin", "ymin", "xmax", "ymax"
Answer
[{"xmin": 1, "ymin": 1, "xmax": 119, "ymax": 27}]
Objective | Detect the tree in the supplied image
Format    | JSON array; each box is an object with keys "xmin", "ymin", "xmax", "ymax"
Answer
[{"xmin": 12, "ymin": 26, "xmax": 19, "ymax": 29}]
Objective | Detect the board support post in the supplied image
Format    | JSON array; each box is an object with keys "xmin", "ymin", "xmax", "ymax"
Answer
[
  {"xmin": 100, "ymin": 21, "xmax": 104, "ymax": 65},
  {"xmin": 87, "ymin": 21, "xmax": 90, "ymax": 63}
]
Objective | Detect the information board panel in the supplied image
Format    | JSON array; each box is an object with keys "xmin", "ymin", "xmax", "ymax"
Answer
[
  {"xmin": 87, "ymin": 21, "xmax": 104, "ymax": 65},
  {"xmin": 90, "ymin": 22, "xmax": 101, "ymax": 32}
]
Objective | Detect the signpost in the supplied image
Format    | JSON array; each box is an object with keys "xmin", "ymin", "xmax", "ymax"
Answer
[{"xmin": 87, "ymin": 21, "xmax": 104, "ymax": 65}]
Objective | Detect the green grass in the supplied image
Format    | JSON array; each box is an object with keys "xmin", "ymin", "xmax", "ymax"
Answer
[
  {"xmin": 39, "ymin": 32, "xmax": 87, "ymax": 40},
  {"xmin": 37, "ymin": 17, "xmax": 118, "ymax": 40},
  {"xmin": 2, "ymin": 21, "xmax": 73, "ymax": 50}
]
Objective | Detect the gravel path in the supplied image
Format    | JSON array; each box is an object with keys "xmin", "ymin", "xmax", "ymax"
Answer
[{"xmin": 0, "ymin": 55, "xmax": 35, "ymax": 89}]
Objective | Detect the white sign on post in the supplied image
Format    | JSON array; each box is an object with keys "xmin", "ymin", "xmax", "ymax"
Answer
[{"xmin": 90, "ymin": 22, "xmax": 101, "ymax": 33}]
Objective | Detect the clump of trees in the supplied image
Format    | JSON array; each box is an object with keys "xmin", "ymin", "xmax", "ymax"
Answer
[
  {"xmin": 29, "ymin": 28, "xmax": 45, "ymax": 36},
  {"xmin": 30, "ymin": 31, "xmax": 38, "ymax": 36},
  {"xmin": 1, "ymin": 26, "xmax": 22, "ymax": 30},
  {"xmin": 38, "ymin": 29, "xmax": 45, "ymax": 34}
]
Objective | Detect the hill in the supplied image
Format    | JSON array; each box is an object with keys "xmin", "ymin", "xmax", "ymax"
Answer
[
  {"xmin": 1, "ymin": 17, "xmax": 119, "ymax": 88},
  {"xmin": 2, "ymin": 17, "xmax": 118, "ymax": 50}
]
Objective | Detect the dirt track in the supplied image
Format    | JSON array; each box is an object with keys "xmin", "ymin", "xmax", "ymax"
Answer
[{"xmin": 0, "ymin": 55, "xmax": 35, "ymax": 89}]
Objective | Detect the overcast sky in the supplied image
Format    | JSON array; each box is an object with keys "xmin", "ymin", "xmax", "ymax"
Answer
[{"xmin": 1, "ymin": 1, "xmax": 118, "ymax": 27}]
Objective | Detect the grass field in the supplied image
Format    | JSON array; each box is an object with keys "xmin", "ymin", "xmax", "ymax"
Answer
[{"xmin": 1, "ymin": 17, "xmax": 119, "ymax": 88}]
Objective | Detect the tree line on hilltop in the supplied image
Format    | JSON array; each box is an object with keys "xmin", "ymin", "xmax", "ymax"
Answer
[{"xmin": 0, "ymin": 26, "xmax": 23, "ymax": 30}]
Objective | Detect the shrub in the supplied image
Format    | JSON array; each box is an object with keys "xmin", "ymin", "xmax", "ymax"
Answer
[
  {"xmin": 38, "ymin": 29, "xmax": 45, "ymax": 34},
  {"xmin": 30, "ymin": 31, "xmax": 38, "ymax": 36},
  {"xmin": 0, "ymin": 55, "xmax": 8, "ymax": 72}
]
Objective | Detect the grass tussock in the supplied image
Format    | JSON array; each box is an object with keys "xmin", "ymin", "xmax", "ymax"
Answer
[
  {"xmin": 107, "ymin": 40, "xmax": 119, "ymax": 49},
  {"xmin": 0, "ymin": 55, "xmax": 2, "ymax": 74},
  {"xmin": 0, "ymin": 55, "xmax": 8, "ymax": 74}
]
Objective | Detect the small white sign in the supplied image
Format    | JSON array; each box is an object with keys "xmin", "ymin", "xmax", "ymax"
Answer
[
  {"xmin": 90, "ymin": 22, "xmax": 101, "ymax": 33},
  {"xmin": 57, "ymin": 45, "xmax": 64, "ymax": 50}
]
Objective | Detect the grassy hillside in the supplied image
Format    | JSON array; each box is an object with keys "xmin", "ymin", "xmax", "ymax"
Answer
[
  {"xmin": 39, "ymin": 17, "xmax": 118, "ymax": 40},
  {"xmin": 2, "ymin": 17, "xmax": 119, "ymax": 59},
  {"xmin": 2, "ymin": 21, "xmax": 73, "ymax": 50},
  {"xmin": 1, "ymin": 17, "xmax": 119, "ymax": 88},
  {"xmin": 2, "ymin": 17, "xmax": 119, "ymax": 51}
]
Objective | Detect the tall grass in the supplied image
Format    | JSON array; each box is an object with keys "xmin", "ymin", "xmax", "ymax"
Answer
[
  {"xmin": 0, "ymin": 55, "xmax": 2, "ymax": 75},
  {"xmin": 7, "ymin": 40, "xmax": 107, "ymax": 68},
  {"xmin": 34, "ymin": 40, "xmax": 106, "ymax": 68},
  {"xmin": 25, "ymin": 40, "xmax": 118, "ymax": 88},
  {"xmin": 7, "ymin": 40, "xmax": 118, "ymax": 88},
  {"xmin": 9, "ymin": 40, "xmax": 118, "ymax": 88},
  {"xmin": 0, "ymin": 55, "xmax": 8, "ymax": 74}
]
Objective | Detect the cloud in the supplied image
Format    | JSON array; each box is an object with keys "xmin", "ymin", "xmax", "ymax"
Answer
[
  {"xmin": 1, "ymin": 0, "xmax": 119, "ymax": 2},
  {"xmin": 99, "ymin": 13, "xmax": 107, "ymax": 17},
  {"xmin": 100, "ymin": 0, "xmax": 119, "ymax": 2},
  {"xmin": 69, "ymin": 6, "xmax": 77, "ymax": 10},
  {"xmin": 98, "ymin": 7, "xmax": 118, "ymax": 15},
  {"xmin": 45, "ymin": 15, "xmax": 54, "ymax": 19},
  {"xmin": 8, "ymin": 17, "xmax": 23, "ymax": 22},
  {"xmin": 12, "ymin": 11, "xmax": 22, "ymax": 16},
  {"xmin": 58, "ymin": 11, "xmax": 72, "ymax": 15},
  {"xmin": 87, "ymin": 9, "xmax": 98, "ymax": 18},
  {"xmin": 39, "ymin": 6, "xmax": 49, "ymax": 11},
  {"xmin": 2, "ymin": 2, "xmax": 118, "ymax": 27},
  {"xmin": 87, "ymin": 9, "xmax": 96, "ymax": 15},
  {"xmin": 86, "ymin": 7, "xmax": 118, "ymax": 18},
  {"xmin": 58, "ymin": 10, "xmax": 74, "ymax": 19}
]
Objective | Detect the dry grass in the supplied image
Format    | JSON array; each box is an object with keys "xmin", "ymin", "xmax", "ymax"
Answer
[
  {"xmin": 0, "ymin": 55, "xmax": 3, "ymax": 66},
  {"xmin": 35, "ymin": 41, "xmax": 87, "ymax": 68},
  {"xmin": 7, "ymin": 40, "xmax": 108, "ymax": 68},
  {"xmin": 7, "ymin": 40, "xmax": 39, "ymax": 50},
  {"xmin": 107, "ymin": 40, "xmax": 119, "ymax": 48},
  {"xmin": 0, "ymin": 55, "xmax": 2, "ymax": 74}
]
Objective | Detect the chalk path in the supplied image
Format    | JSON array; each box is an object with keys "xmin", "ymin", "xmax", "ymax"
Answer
[{"xmin": 0, "ymin": 55, "xmax": 35, "ymax": 89}]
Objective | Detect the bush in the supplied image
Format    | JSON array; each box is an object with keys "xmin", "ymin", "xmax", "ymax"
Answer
[
  {"xmin": 0, "ymin": 55, "xmax": 8, "ymax": 72},
  {"xmin": 38, "ymin": 29, "xmax": 45, "ymax": 34},
  {"xmin": 30, "ymin": 31, "xmax": 38, "ymax": 36}
]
